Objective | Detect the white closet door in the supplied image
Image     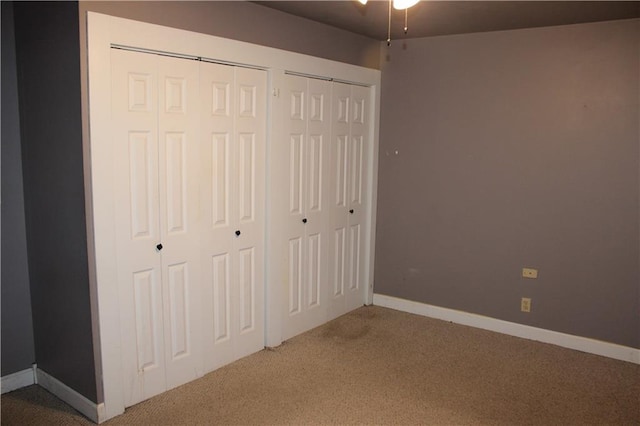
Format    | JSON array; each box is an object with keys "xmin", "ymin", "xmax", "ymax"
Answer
[
  {"xmin": 112, "ymin": 48, "xmax": 165, "ymax": 406},
  {"xmin": 281, "ymin": 75, "xmax": 331, "ymax": 340},
  {"xmin": 233, "ymin": 67, "xmax": 266, "ymax": 360},
  {"xmin": 303, "ymin": 78, "xmax": 332, "ymax": 329},
  {"xmin": 201, "ymin": 63, "xmax": 267, "ymax": 372},
  {"xmin": 156, "ymin": 55, "xmax": 203, "ymax": 391},
  {"xmin": 200, "ymin": 62, "xmax": 235, "ymax": 371},
  {"xmin": 345, "ymin": 84, "xmax": 370, "ymax": 312},
  {"xmin": 328, "ymin": 82, "xmax": 370, "ymax": 320},
  {"xmin": 112, "ymin": 49, "xmax": 202, "ymax": 407}
]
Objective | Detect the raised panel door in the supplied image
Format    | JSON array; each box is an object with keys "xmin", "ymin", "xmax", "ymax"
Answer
[
  {"xmin": 113, "ymin": 49, "xmax": 203, "ymax": 407},
  {"xmin": 303, "ymin": 79, "xmax": 331, "ymax": 327},
  {"xmin": 200, "ymin": 62, "xmax": 237, "ymax": 371},
  {"xmin": 201, "ymin": 63, "xmax": 266, "ymax": 371},
  {"xmin": 282, "ymin": 75, "xmax": 307, "ymax": 339},
  {"xmin": 328, "ymin": 82, "xmax": 370, "ymax": 319},
  {"xmin": 112, "ymin": 48, "xmax": 166, "ymax": 406},
  {"xmin": 281, "ymin": 75, "xmax": 331, "ymax": 340},
  {"xmin": 328, "ymin": 82, "xmax": 351, "ymax": 321},
  {"xmin": 156, "ymin": 55, "xmax": 202, "ymax": 391},
  {"xmin": 345, "ymin": 85, "xmax": 370, "ymax": 312},
  {"xmin": 231, "ymin": 67, "xmax": 266, "ymax": 360}
]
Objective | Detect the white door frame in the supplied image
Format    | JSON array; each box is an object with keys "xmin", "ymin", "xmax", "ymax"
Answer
[{"xmin": 86, "ymin": 12, "xmax": 380, "ymax": 422}]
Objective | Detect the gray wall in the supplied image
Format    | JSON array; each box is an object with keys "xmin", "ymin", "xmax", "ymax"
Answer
[
  {"xmin": 13, "ymin": 2, "xmax": 97, "ymax": 402},
  {"xmin": 4, "ymin": 0, "xmax": 636, "ymax": 407},
  {"xmin": 1, "ymin": 1, "xmax": 36, "ymax": 377},
  {"xmin": 78, "ymin": 1, "xmax": 381, "ymax": 69},
  {"xmin": 375, "ymin": 18, "xmax": 640, "ymax": 348}
]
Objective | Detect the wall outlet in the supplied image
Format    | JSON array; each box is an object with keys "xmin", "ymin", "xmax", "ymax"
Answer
[
  {"xmin": 522, "ymin": 268, "xmax": 538, "ymax": 279},
  {"xmin": 521, "ymin": 297, "xmax": 532, "ymax": 312}
]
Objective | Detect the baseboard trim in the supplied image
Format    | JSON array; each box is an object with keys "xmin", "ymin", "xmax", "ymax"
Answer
[
  {"xmin": 36, "ymin": 368, "xmax": 104, "ymax": 423},
  {"xmin": 373, "ymin": 294, "xmax": 640, "ymax": 365},
  {"xmin": 1, "ymin": 366, "xmax": 36, "ymax": 394}
]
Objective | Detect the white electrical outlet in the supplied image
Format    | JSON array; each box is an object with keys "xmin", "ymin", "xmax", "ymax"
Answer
[
  {"xmin": 521, "ymin": 297, "xmax": 532, "ymax": 312},
  {"xmin": 522, "ymin": 268, "xmax": 538, "ymax": 279}
]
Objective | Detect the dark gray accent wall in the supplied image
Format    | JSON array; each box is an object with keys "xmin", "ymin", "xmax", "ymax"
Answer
[
  {"xmin": 78, "ymin": 1, "xmax": 381, "ymax": 69},
  {"xmin": 14, "ymin": 2, "xmax": 97, "ymax": 402},
  {"xmin": 1, "ymin": 1, "xmax": 36, "ymax": 377},
  {"xmin": 375, "ymin": 19, "xmax": 640, "ymax": 348}
]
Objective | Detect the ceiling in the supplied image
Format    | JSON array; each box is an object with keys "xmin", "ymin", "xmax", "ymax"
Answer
[{"xmin": 254, "ymin": 1, "xmax": 640, "ymax": 41}]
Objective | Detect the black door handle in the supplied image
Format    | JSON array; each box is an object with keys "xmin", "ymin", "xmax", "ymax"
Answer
[
  {"xmin": 235, "ymin": 230, "xmax": 241, "ymax": 236},
  {"xmin": 349, "ymin": 209, "xmax": 354, "ymax": 214},
  {"xmin": 302, "ymin": 218, "xmax": 308, "ymax": 224},
  {"xmin": 156, "ymin": 243, "xmax": 163, "ymax": 251}
]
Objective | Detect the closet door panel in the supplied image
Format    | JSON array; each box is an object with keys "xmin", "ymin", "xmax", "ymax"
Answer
[
  {"xmin": 200, "ymin": 62, "xmax": 237, "ymax": 371},
  {"xmin": 166, "ymin": 263, "xmax": 189, "ymax": 358},
  {"xmin": 283, "ymin": 75, "xmax": 307, "ymax": 335},
  {"xmin": 281, "ymin": 75, "xmax": 331, "ymax": 340},
  {"xmin": 157, "ymin": 55, "xmax": 202, "ymax": 390},
  {"xmin": 289, "ymin": 133, "xmax": 304, "ymax": 216},
  {"xmin": 211, "ymin": 253, "xmax": 231, "ymax": 343},
  {"xmin": 112, "ymin": 48, "xmax": 166, "ymax": 407},
  {"xmin": 288, "ymin": 237, "xmax": 303, "ymax": 315},
  {"xmin": 307, "ymin": 232, "xmax": 322, "ymax": 308},
  {"xmin": 328, "ymin": 82, "xmax": 351, "ymax": 320},
  {"xmin": 328, "ymin": 82, "xmax": 371, "ymax": 317},
  {"xmin": 210, "ymin": 133, "xmax": 231, "ymax": 228},
  {"xmin": 238, "ymin": 132, "xmax": 256, "ymax": 223},
  {"xmin": 201, "ymin": 64, "xmax": 266, "ymax": 370},
  {"xmin": 113, "ymin": 50, "xmax": 204, "ymax": 407},
  {"xmin": 345, "ymin": 85, "xmax": 370, "ymax": 312},
  {"xmin": 232, "ymin": 67, "xmax": 266, "ymax": 359},
  {"xmin": 333, "ymin": 227, "xmax": 346, "ymax": 299},
  {"xmin": 304, "ymin": 79, "xmax": 331, "ymax": 320},
  {"xmin": 238, "ymin": 247, "xmax": 257, "ymax": 333}
]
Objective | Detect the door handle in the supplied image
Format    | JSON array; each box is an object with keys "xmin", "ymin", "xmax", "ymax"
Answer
[
  {"xmin": 349, "ymin": 209, "xmax": 354, "ymax": 214},
  {"xmin": 235, "ymin": 230, "xmax": 241, "ymax": 237},
  {"xmin": 156, "ymin": 243, "xmax": 163, "ymax": 251},
  {"xmin": 302, "ymin": 218, "xmax": 308, "ymax": 224}
]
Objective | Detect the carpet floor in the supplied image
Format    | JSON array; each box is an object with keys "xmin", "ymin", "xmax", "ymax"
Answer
[{"xmin": 2, "ymin": 305, "xmax": 639, "ymax": 425}]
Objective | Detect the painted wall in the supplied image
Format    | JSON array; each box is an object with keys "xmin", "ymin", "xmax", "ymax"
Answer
[
  {"xmin": 375, "ymin": 19, "xmax": 640, "ymax": 348},
  {"xmin": 13, "ymin": 2, "xmax": 97, "ymax": 401},
  {"xmin": 5, "ymin": 0, "xmax": 636, "ymax": 408},
  {"xmin": 1, "ymin": 1, "xmax": 36, "ymax": 377},
  {"xmin": 78, "ymin": 1, "xmax": 381, "ymax": 69}
]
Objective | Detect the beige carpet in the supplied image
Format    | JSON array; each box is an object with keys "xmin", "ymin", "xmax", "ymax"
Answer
[{"xmin": 2, "ymin": 305, "xmax": 639, "ymax": 425}]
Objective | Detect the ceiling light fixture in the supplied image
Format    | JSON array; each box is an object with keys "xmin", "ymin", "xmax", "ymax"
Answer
[
  {"xmin": 393, "ymin": 0, "xmax": 419, "ymax": 9},
  {"xmin": 393, "ymin": 0, "xmax": 418, "ymax": 41},
  {"xmin": 358, "ymin": 0, "xmax": 419, "ymax": 46}
]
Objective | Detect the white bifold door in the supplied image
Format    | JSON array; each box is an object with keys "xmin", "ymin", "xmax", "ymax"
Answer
[
  {"xmin": 111, "ymin": 48, "xmax": 266, "ymax": 408},
  {"xmin": 279, "ymin": 75, "xmax": 371, "ymax": 340},
  {"xmin": 112, "ymin": 49, "xmax": 202, "ymax": 406},
  {"xmin": 328, "ymin": 82, "xmax": 371, "ymax": 320},
  {"xmin": 199, "ymin": 62, "xmax": 266, "ymax": 372},
  {"xmin": 280, "ymin": 75, "xmax": 332, "ymax": 340}
]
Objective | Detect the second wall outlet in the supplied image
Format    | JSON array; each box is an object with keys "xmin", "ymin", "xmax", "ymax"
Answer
[
  {"xmin": 522, "ymin": 267, "xmax": 538, "ymax": 279},
  {"xmin": 521, "ymin": 297, "xmax": 532, "ymax": 312}
]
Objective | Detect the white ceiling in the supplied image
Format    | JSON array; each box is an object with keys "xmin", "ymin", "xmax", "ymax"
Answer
[{"xmin": 254, "ymin": 1, "xmax": 640, "ymax": 41}]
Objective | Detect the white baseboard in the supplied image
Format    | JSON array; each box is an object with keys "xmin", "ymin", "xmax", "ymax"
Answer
[
  {"xmin": 1, "ymin": 366, "xmax": 36, "ymax": 394},
  {"xmin": 373, "ymin": 294, "xmax": 640, "ymax": 365},
  {"xmin": 36, "ymin": 368, "xmax": 104, "ymax": 423}
]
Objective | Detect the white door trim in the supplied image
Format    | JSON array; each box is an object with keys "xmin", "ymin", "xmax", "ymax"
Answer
[{"xmin": 86, "ymin": 12, "xmax": 380, "ymax": 421}]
